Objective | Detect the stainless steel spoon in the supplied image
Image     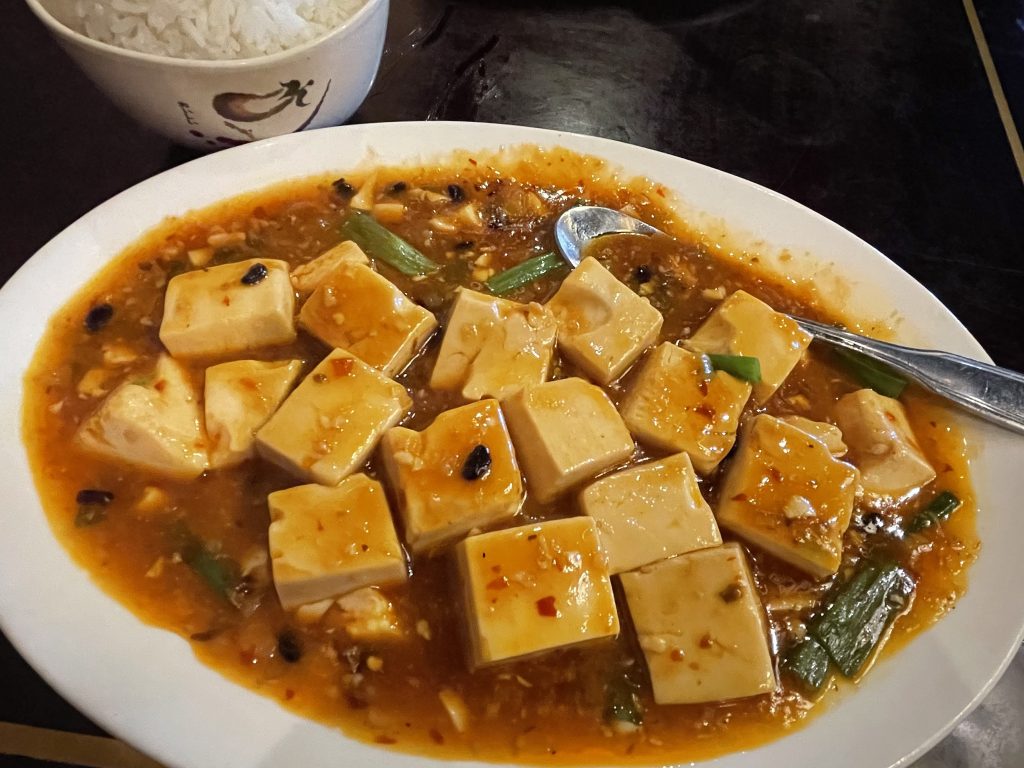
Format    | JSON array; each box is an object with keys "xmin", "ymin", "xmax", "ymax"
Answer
[{"xmin": 554, "ymin": 205, "xmax": 1024, "ymax": 435}]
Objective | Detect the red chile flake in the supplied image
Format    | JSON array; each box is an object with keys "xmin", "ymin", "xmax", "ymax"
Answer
[
  {"xmin": 330, "ymin": 358, "xmax": 354, "ymax": 377},
  {"xmin": 84, "ymin": 303, "xmax": 114, "ymax": 333},
  {"xmin": 487, "ymin": 576, "xmax": 509, "ymax": 590},
  {"xmin": 536, "ymin": 596, "xmax": 558, "ymax": 617},
  {"xmin": 241, "ymin": 263, "xmax": 268, "ymax": 285},
  {"xmin": 313, "ymin": 373, "xmax": 328, "ymax": 383}
]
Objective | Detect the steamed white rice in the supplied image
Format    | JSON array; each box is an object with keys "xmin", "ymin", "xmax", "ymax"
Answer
[{"xmin": 65, "ymin": 0, "xmax": 367, "ymax": 60}]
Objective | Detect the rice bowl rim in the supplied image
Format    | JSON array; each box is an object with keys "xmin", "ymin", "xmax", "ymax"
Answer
[{"xmin": 24, "ymin": 0, "xmax": 385, "ymax": 68}]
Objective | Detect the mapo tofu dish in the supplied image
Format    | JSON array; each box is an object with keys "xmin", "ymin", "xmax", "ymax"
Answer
[{"xmin": 23, "ymin": 148, "xmax": 977, "ymax": 764}]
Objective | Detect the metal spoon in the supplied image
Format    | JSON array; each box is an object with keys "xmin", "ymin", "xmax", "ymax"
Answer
[{"xmin": 554, "ymin": 205, "xmax": 1024, "ymax": 435}]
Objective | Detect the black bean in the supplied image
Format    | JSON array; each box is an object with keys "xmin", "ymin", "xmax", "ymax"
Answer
[
  {"xmin": 240, "ymin": 263, "xmax": 268, "ymax": 285},
  {"xmin": 84, "ymin": 304, "xmax": 114, "ymax": 333},
  {"xmin": 387, "ymin": 181, "xmax": 408, "ymax": 194},
  {"xmin": 447, "ymin": 184, "xmax": 465, "ymax": 202},
  {"xmin": 454, "ymin": 240, "xmax": 475, "ymax": 251},
  {"xmin": 332, "ymin": 178, "xmax": 355, "ymax": 198},
  {"xmin": 634, "ymin": 265, "xmax": 652, "ymax": 283},
  {"xmin": 461, "ymin": 444, "xmax": 492, "ymax": 481},
  {"xmin": 857, "ymin": 511, "xmax": 885, "ymax": 535},
  {"xmin": 277, "ymin": 631, "xmax": 302, "ymax": 663},
  {"xmin": 76, "ymin": 489, "xmax": 114, "ymax": 505}
]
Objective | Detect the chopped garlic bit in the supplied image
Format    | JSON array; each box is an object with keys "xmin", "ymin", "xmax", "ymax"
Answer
[
  {"xmin": 206, "ymin": 231, "xmax": 246, "ymax": 248},
  {"xmin": 366, "ymin": 655, "xmax": 384, "ymax": 672},
  {"xmin": 350, "ymin": 173, "xmax": 377, "ymax": 211},
  {"xmin": 187, "ymin": 247, "xmax": 214, "ymax": 267},
  {"xmin": 783, "ymin": 495, "xmax": 817, "ymax": 520},
  {"xmin": 145, "ymin": 557, "xmax": 165, "ymax": 578},
  {"xmin": 134, "ymin": 485, "xmax": 170, "ymax": 516},
  {"xmin": 416, "ymin": 619, "xmax": 432, "ymax": 640},
  {"xmin": 439, "ymin": 688, "xmax": 469, "ymax": 733}
]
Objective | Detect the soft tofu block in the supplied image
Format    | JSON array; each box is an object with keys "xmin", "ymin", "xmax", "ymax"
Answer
[
  {"xmin": 780, "ymin": 415, "xmax": 847, "ymax": 457},
  {"xmin": 430, "ymin": 288, "xmax": 557, "ymax": 401},
  {"xmin": 298, "ymin": 261, "xmax": 436, "ymax": 377},
  {"xmin": 620, "ymin": 543, "xmax": 776, "ymax": 705},
  {"xmin": 268, "ymin": 475, "xmax": 407, "ymax": 610},
  {"xmin": 455, "ymin": 517, "xmax": 619, "ymax": 667},
  {"xmin": 204, "ymin": 359, "xmax": 302, "ymax": 469},
  {"xmin": 503, "ymin": 377, "xmax": 634, "ymax": 503},
  {"xmin": 76, "ymin": 354, "xmax": 207, "ymax": 479},
  {"xmin": 256, "ymin": 349, "xmax": 412, "ymax": 486},
  {"xmin": 579, "ymin": 453, "xmax": 721, "ymax": 573},
  {"xmin": 684, "ymin": 290, "xmax": 811, "ymax": 403},
  {"xmin": 380, "ymin": 399, "xmax": 523, "ymax": 554},
  {"xmin": 832, "ymin": 389, "xmax": 935, "ymax": 500},
  {"xmin": 716, "ymin": 415, "xmax": 859, "ymax": 578},
  {"xmin": 546, "ymin": 257, "xmax": 663, "ymax": 385},
  {"xmin": 159, "ymin": 258, "xmax": 296, "ymax": 359},
  {"xmin": 291, "ymin": 241, "xmax": 369, "ymax": 296},
  {"xmin": 620, "ymin": 343, "xmax": 752, "ymax": 474}
]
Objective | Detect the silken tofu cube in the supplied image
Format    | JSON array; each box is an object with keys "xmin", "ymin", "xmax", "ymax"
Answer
[
  {"xmin": 204, "ymin": 359, "xmax": 302, "ymax": 469},
  {"xmin": 76, "ymin": 354, "xmax": 207, "ymax": 479},
  {"xmin": 298, "ymin": 261, "xmax": 437, "ymax": 377},
  {"xmin": 716, "ymin": 415, "xmax": 859, "ymax": 578},
  {"xmin": 380, "ymin": 399, "xmax": 523, "ymax": 554},
  {"xmin": 455, "ymin": 517, "xmax": 619, "ymax": 667},
  {"xmin": 502, "ymin": 377, "xmax": 634, "ymax": 503},
  {"xmin": 832, "ymin": 389, "xmax": 935, "ymax": 501},
  {"xmin": 683, "ymin": 290, "xmax": 811, "ymax": 404},
  {"xmin": 429, "ymin": 288, "xmax": 557, "ymax": 401},
  {"xmin": 268, "ymin": 475, "xmax": 407, "ymax": 610},
  {"xmin": 291, "ymin": 241, "xmax": 369, "ymax": 296},
  {"xmin": 620, "ymin": 343, "xmax": 752, "ymax": 474},
  {"xmin": 619, "ymin": 543, "xmax": 776, "ymax": 704},
  {"xmin": 159, "ymin": 258, "xmax": 296, "ymax": 359},
  {"xmin": 546, "ymin": 257, "xmax": 663, "ymax": 385},
  {"xmin": 579, "ymin": 453, "xmax": 721, "ymax": 573},
  {"xmin": 256, "ymin": 349, "xmax": 412, "ymax": 486}
]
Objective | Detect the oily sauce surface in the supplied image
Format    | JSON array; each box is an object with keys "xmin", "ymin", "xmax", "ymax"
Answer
[{"xmin": 22, "ymin": 149, "xmax": 978, "ymax": 764}]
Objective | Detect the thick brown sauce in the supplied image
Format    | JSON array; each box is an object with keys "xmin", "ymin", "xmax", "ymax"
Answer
[{"xmin": 22, "ymin": 148, "xmax": 978, "ymax": 764}]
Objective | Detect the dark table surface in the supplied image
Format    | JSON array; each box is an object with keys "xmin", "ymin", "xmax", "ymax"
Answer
[{"xmin": 2, "ymin": 1, "xmax": 1023, "ymax": 767}]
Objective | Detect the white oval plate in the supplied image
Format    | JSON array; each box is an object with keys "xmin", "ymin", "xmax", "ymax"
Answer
[{"xmin": 0, "ymin": 122, "xmax": 1021, "ymax": 768}]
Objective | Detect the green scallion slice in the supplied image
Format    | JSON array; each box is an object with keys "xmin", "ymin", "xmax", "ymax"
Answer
[
  {"xmin": 810, "ymin": 561, "xmax": 916, "ymax": 677},
  {"xmin": 485, "ymin": 252, "xmax": 566, "ymax": 295},
  {"xmin": 340, "ymin": 210, "xmax": 439, "ymax": 276},
  {"xmin": 706, "ymin": 353, "xmax": 762, "ymax": 383},
  {"xmin": 905, "ymin": 491, "xmax": 962, "ymax": 533},
  {"xmin": 781, "ymin": 637, "xmax": 831, "ymax": 693},
  {"xmin": 833, "ymin": 347, "xmax": 907, "ymax": 399}
]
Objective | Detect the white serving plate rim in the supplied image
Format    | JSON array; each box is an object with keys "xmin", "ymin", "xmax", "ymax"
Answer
[{"xmin": 0, "ymin": 121, "xmax": 1020, "ymax": 768}]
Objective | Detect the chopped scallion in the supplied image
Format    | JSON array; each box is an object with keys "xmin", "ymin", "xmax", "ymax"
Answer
[
  {"xmin": 833, "ymin": 347, "xmax": 907, "ymax": 399},
  {"xmin": 905, "ymin": 491, "xmax": 962, "ymax": 533},
  {"xmin": 603, "ymin": 673, "xmax": 644, "ymax": 727},
  {"xmin": 340, "ymin": 210, "xmax": 439, "ymax": 276},
  {"xmin": 810, "ymin": 561, "xmax": 916, "ymax": 677},
  {"xmin": 706, "ymin": 353, "xmax": 762, "ymax": 383},
  {"xmin": 485, "ymin": 252, "xmax": 566, "ymax": 295},
  {"xmin": 781, "ymin": 637, "xmax": 831, "ymax": 693}
]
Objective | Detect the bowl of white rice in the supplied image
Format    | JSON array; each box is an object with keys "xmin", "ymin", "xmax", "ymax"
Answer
[{"xmin": 25, "ymin": 0, "xmax": 389, "ymax": 149}]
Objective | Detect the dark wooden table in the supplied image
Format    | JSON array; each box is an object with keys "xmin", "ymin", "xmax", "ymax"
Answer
[{"xmin": 2, "ymin": 1, "xmax": 1023, "ymax": 766}]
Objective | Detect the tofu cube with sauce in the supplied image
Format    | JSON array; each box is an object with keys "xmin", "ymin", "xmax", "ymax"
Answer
[
  {"xmin": 620, "ymin": 543, "xmax": 777, "ymax": 705},
  {"xmin": 716, "ymin": 415, "xmax": 859, "ymax": 578},
  {"xmin": 455, "ymin": 517, "xmax": 619, "ymax": 667},
  {"xmin": 291, "ymin": 241, "xmax": 369, "ymax": 296},
  {"xmin": 620, "ymin": 343, "xmax": 752, "ymax": 474},
  {"xmin": 256, "ymin": 349, "xmax": 412, "ymax": 486},
  {"xmin": 268, "ymin": 474, "xmax": 408, "ymax": 610},
  {"xmin": 430, "ymin": 288, "xmax": 557, "ymax": 401},
  {"xmin": 76, "ymin": 354, "xmax": 207, "ymax": 479},
  {"xmin": 380, "ymin": 399, "xmax": 523, "ymax": 554},
  {"xmin": 832, "ymin": 389, "xmax": 936, "ymax": 501},
  {"xmin": 502, "ymin": 377, "xmax": 634, "ymax": 503},
  {"xmin": 546, "ymin": 257, "xmax": 663, "ymax": 385},
  {"xmin": 159, "ymin": 258, "xmax": 296, "ymax": 359},
  {"xmin": 204, "ymin": 359, "xmax": 302, "ymax": 469},
  {"xmin": 299, "ymin": 261, "xmax": 437, "ymax": 377},
  {"xmin": 579, "ymin": 453, "xmax": 722, "ymax": 573},
  {"xmin": 683, "ymin": 290, "xmax": 811, "ymax": 403}
]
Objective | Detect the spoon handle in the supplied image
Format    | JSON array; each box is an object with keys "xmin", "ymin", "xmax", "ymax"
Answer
[{"xmin": 794, "ymin": 317, "xmax": 1024, "ymax": 435}]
